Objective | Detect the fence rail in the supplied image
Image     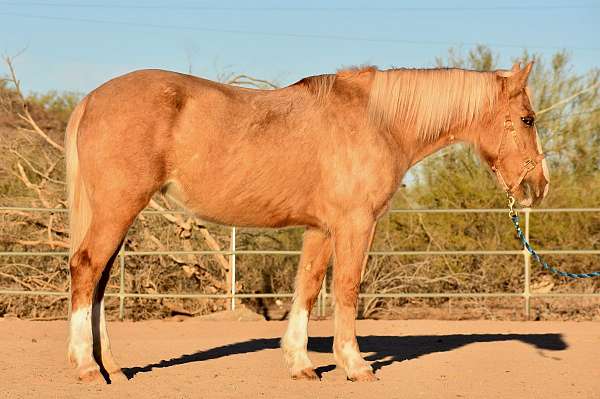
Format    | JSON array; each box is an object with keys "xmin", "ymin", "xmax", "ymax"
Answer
[{"xmin": 1, "ymin": 205, "xmax": 599, "ymax": 320}]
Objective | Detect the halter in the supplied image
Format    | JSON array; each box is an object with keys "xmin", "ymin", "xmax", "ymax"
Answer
[
  {"xmin": 490, "ymin": 80, "xmax": 545, "ymax": 195},
  {"xmin": 497, "ymin": 78, "xmax": 599, "ymax": 280}
]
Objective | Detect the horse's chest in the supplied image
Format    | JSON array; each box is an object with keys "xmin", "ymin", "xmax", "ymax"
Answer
[{"xmin": 322, "ymin": 143, "xmax": 399, "ymax": 207}]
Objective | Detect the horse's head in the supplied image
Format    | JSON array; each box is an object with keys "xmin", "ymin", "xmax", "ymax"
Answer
[{"xmin": 478, "ymin": 62, "xmax": 549, "ymax": 207}]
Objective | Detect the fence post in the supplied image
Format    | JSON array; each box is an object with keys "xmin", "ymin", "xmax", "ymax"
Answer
[
  {"xmin": 523, "ymin": 209, "xmax": 531, "ymax": 320},
  {"xmin": 230, "ymin": 227, "xmax": 237, "ymax": 311},
  {"xmin": 118, "ymin": 243, "xmax": 125, "ymax": 320}
]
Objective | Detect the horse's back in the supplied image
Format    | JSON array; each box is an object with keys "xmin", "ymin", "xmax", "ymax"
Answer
[
  {"xmin": 74, "ymin": 69, "xmax": 324, "ymax": 227},
  {"xmin": 81, "ymin": 69, "xmax": 234, "ymax": 126}
]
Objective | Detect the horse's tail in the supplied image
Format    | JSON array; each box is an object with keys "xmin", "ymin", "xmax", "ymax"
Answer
[{"xmin": 66, "ymin": 96, "xmax": 91, "ymax": 259}]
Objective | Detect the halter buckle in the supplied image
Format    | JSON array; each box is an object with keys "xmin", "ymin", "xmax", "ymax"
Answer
[{"xmin": 524, "ymin": 159, "xmax": 536, "ymax": 171}]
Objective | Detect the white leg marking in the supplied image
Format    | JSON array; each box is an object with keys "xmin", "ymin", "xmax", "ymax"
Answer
[
  {"xmin": 97, "ymin": 299, "xmax": 121, "ymax": 373},
  {"xmin": 332, "ymin": 304, "xmax": 372, "ymax": 379},
  {"xmin": 98, "ymin": 300, "xmax": 110, "ymax": 350},
  {"xmin": 340, "ymin": 341, "xmax": 370, "ymax": 374},
  {"xmin": 68, "ymin": 306, "xmax": 93, "ymax": 367},
  {"xmin": 282, "ymin": 306, "xmax": 313, "ymax": 373}
]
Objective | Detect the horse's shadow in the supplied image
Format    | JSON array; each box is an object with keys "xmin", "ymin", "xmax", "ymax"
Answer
[{"xmin": 122, "ymin": 332, "xmax": 567, "ymax": 380}]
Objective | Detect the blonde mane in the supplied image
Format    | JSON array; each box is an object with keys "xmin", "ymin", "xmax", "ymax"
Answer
[
  {"xmin": 367, "ymin": 68, "xmax": 498, "ymax": 141},
  {"xmin": 292, "ymin": 66, "xmax": 375, "ymax": 103},
  {"xmin": 293, "ymin": 74, "xmax": 336, "ymax": 103}
]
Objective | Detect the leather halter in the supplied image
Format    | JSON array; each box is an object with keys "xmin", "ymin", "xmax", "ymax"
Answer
[{"xmin": 490, "ymin": 80, "xmax": 545, "ymax": 195}]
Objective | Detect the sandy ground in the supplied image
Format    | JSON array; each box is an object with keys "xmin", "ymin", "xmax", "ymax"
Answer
[{"xmin": 1, "ymin": 318, "xmax": 599, "ymax": 399}]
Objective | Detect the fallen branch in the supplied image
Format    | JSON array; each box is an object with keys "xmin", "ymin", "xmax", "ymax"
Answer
[
  {"xmin": 148, "ymin": 199, "xmax": 231, "ymax": 273},
  {"xmin": 13, "ymin": 239, "xmax": 69, "ymax": 249}
]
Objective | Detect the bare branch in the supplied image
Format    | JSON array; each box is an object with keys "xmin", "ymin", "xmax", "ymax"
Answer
[
  {"xmin": 14, "ymin": 162, "xmax": 51, "ymax": 208},
  {"xmin": 225, "ymin": 74, "xmax": 279, "ymax": 89},
  {"xmin": 537, "ymin": 81, "xmax": 600, "ymax": 116},
  {"xmin": 145, "ymin": 230, "xmax": 226, "ymax": 291},
  {"xmin": 13, "ymin": 239, "xmax": 69, "ymax": 249},
  {"xmin": 0, "ymin": 271, "xmax": 36, "ymax": 290},
  {"xmin": 148, "ymin": 199, "xmax": 231, "ymax": 273},
  {"xmin": 9, "ymin": 148, "xmax": 65, "ymax": 185},
  {"xmin": 3, "ymin": 56, "xmax": 64, "ymax": 152}
]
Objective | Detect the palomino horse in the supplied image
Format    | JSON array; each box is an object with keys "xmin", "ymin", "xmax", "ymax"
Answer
[{"xmin": 66, "ymin": 62, "xmax": 549, "ymax": 382}]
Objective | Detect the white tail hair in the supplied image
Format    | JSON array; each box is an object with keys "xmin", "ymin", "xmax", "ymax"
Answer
[{"xmin": 66, "ymin": 96, "xmax": 91, "ymax": 259}]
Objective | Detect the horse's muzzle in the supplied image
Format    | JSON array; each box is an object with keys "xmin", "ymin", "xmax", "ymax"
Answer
[{"xmin": 517, "ymin": 177, "xmax": 549, "ymax": 207}]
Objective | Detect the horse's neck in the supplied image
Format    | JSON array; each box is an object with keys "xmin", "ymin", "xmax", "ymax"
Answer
[
  {"xmin": 400, "ymin": 123, "xmax": 482, "ymax": 169},
  {"xmin": 404, "ymin": 132, "xmax": 455, "ymax": 167},
  {"xmin": 364, "ymin": 68, "xmax": 496, "ymax": 167}
]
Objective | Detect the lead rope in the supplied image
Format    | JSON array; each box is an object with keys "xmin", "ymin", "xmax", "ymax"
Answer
[{"xmin": 507, "ymin": 195, "xmax": 600, "ymax": 278}]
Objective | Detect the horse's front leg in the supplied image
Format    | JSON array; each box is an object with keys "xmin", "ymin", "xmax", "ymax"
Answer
[
  {"xmin": 331, "ymin": 212, "xmax": 377, "ymax": 381},
  {"xmin": 281, "ymin": 228, "xmax": 332, "ymax": 380}
]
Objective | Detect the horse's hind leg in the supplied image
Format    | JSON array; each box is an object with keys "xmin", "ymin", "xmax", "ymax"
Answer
[
  {"xmin": 68, "ymin": 208, "xmax": 139, "ymax": 382},
  {"xmin": 94, "ymin": 246, "xmax": 126, "ymax": 380},
  {"xmin": 281, "ymin": 228, "xmax": 332, "ymax": 380}
]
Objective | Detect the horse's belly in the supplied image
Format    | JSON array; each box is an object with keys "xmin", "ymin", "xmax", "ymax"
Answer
[{"xmin": 163, "ymin": 176, "xmax": 315, "ymax": 228}]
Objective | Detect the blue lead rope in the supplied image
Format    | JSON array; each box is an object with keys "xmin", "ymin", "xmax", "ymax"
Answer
[{"xmin": 510, "ymin": 213, "xmax": 600, "ymax": 279}]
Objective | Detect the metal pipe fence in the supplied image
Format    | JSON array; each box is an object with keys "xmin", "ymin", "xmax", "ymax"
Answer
[{"xmin": 1, "ymin": 206, "xmax": 599, "ymax": 320}]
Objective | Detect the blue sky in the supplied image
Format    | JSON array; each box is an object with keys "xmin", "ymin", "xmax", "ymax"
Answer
[{"xmin": 1, "ymin": 0, "xmax": 598, "ymax": 94}]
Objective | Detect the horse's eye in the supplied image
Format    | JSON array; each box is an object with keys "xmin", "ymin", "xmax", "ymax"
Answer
[{"xmin": 521, "ymin": 116, "xmax": 535, "ymax": 127}]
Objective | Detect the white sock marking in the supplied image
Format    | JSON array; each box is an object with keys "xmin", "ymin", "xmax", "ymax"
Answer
[
  {"xmin": 68, "ymin": 306, "xmax": 92, "ymax": 367},
  {"xmin": 282, "ymin": 306, "xmax": 312, "ymax": 371}
]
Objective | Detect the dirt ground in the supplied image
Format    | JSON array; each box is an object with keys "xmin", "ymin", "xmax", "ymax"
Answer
[{"xmin": 1, "ymin": 318, "xmax": 599, "ymax": 399}]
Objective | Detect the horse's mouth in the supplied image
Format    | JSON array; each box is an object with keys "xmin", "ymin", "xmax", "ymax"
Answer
[{"xmin": 516, "ymin": 180, "xmax": 547, "ymax": 207}]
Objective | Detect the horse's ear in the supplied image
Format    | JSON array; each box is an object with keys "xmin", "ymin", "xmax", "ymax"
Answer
[
  {"xmin": 511, "ymin": 63, "xmax": 520, "ymax": 73},
  {"xmin": 508, "ymin": 61, "xmax": 534, "ymax": 96}
]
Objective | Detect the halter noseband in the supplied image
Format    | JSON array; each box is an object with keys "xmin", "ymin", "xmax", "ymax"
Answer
[{"xmin": 490, "ymin": 80, "xmax": 545, "ymax": 195}]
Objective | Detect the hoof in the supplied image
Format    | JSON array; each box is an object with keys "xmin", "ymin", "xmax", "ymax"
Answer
[
  {"xmin": 348, "ymin": 369, "xmax": 378, "ymax": 382},
  {"xmin": 291, "ymin": 367, "xmax": 319, "ymax": 381},
  {"xmin": 77, "ymin": 367, "xmax": 104, "ymax": 383},
  {"xmin": 108, "ymin": 369, "xmax": 129, "ymax": 383}
]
